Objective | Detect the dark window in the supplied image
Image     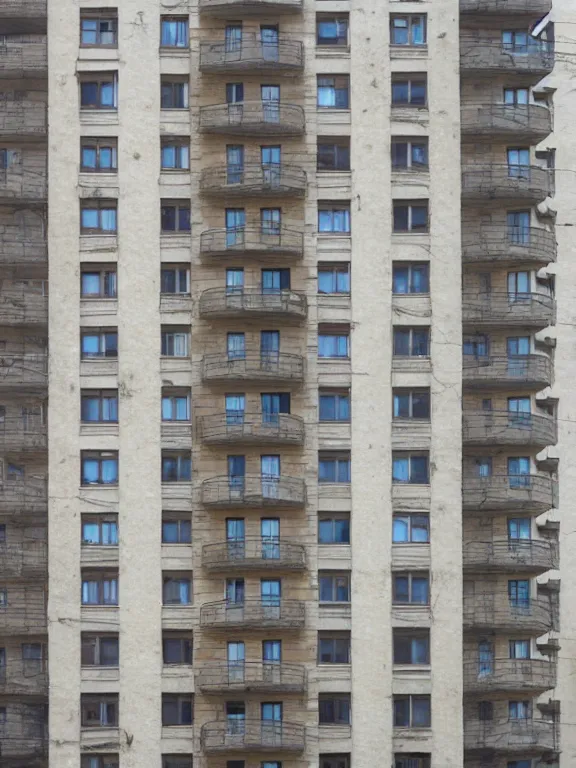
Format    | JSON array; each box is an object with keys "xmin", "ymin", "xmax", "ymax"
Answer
[
  {"xmin": 161, "ymin": 16, "xmax": 189, "ymax": 47},
  {"xmin": 162, "ymin": 390, "xmax": 190, "ymax": 422},
  {"xmin": 392, "ymin": 453, "xmax": 429, "ymax": 484},
  {"xmin": 392, "ymin": 263, "xmax": 429, "ymax": 293},
  {"xmin": 393, "ymin": 389, "xmax": 430, "ymax": 419},
  {"xmin": 318, "ymin": 263, "xmax": 350, "ymax": 294},
  {"xmin": 162, "ymin": 452, "xmax": 192, "ymax": 483},
  {"xmin": 81, "ymin": 755, "xmax": 119, "ymax": 768},
  {"xmin": 317, "ymin": 16, "xmax": 349, "ymax": 46},
  {"xmin": 393, "ymin": 202, "xmax": 429, "ymax": 232},
  {"xmin": 161, "ymin": 78, "xmax": 189, "ymax": 109},
  {"xmin": 162, "ymin": 757, "xmax": 193, "ymax": 768},
  {"xmin": 81, "ymin": 202, "xmax": 117, "ymax": 233},
  {"xmin": 0, "ymin": 525, "xmax": 5, "ymax": 543},
  {"xmin": 393, "ymin": 573, "xmax": 429, "ymax": 604},
  {"xmin": 318, "ymin": 140, "xmax": 350, "ymax": 171},
  {"xmin": 81, "ymin": 695, "xmax": 118, "ymax": 727},
  {"xmin": 319, "ymin": 695, "xmax": 351, "ymax": 725},
  {"xmin": 320, "ymin": 755, "xmax": 350, "ymax": 768},
  {"xmin": 390, "ymin": 15, "xmax": 427, "ymax": 45},
  {"xmin": 393, "ymin": 630, "xmax": 430, "ymax": 664},
  {"xmin": 80, "ymin": 14, "xmax": 117, "ymax": 46},
  {"xmin": 319, "ymin": 453, "xmax": 351, "ymax": 483},
  {"xmin": 81, "ymin": 390, "xmax": 118, "ymax": 423},
  {"xmin": 81, "ymin": 329, "xmax": 117, "ymax": 359},
  {"xmin": 81, "ymin": 268, "xmax": 117, "ymax": 298},
  {"xmin": 319, "ymin": 390, "xmax": 350, "ymax": 422},
  {"xmin": 478, "ymin": 701, "xmax": 493, "ymax": 720},
  {"xmin": 393, "ymin": 327, "xmax": 429, "ymax": 356},
  {"xmin": 81, "ymin": 634, "xmax": 119, "ymax": 666},
  {"xmin": 81, "ymin": 452, "xmax": 118, "ymax": 485},
  {"xmin": 161, "ymin": 203, "xmax": 191, "ymax": 232},
  {"xmin": 80, "ymin": 75, "xmax": 117, "ymax": 109},
  {"xmin": 81, "ymin": 139, "xmax": 118, "ymax": 172},
  {"xmin": 392, "ymin": 514, "xmax": 429, "ymax": 543},
  {"xmin": 163, "ymin": 575, "xmax": 192, "ymax": 605},
  {"xmin": 318, "ymin": 204, "xmax": 351, "ymax": 233},
  {"xmin": 318, "ymin": 633, "xmax": 351, "ymax": 663},
  {"xmin": 163, "ymin": 634, "xmax": 192, "ymax": 664},
  {"xmin": 392, "ymin": 139, "xmax": 428, "ymax": 170},
  {"xmin": 393, "ymin": 695, "xmax": 431, "ymax": 728},
  {"xmin": 318, "ymin": 330, "xmax": 350, "ymax": 358},
  {"xmin": 162, "ymin": 517, "xmax": 192, "ymax": 544},
  {"xmin": 318, "ymin": 514, "xmax": 350, "ymax": 544},
  {"xmin": 81, "ymin": 572, "xmax": 118, "ymax": 605},
  {"xmin": 317, "ymin": 76, "xmax": 350, "ymax": 108},
  {"xmin": 161, "ymin": 140, "xmax": 190, "ymax": 170},
  {"xmin": 392, "ymin": 77, "xmax": 427, "ymax": 106},
  {"xmin": 394, "ymin": 755, "xmax": 431, "ymax": 768},
  {"xmin": 162, "ymin": 695, "xmax": 193, "ymax": 725},
  {"xmin": 319, "ymin": 572, "xmax": 351, "ymax": 602},
  {"xmin": 161, "ymin": 268, "xmax": 190, "ymax": 294},
  {"xmin": 161, "ymin": 328, "xmax": 189, "ymax": 357}
]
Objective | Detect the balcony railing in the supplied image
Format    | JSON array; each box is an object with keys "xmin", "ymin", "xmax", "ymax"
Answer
[
  {"xmin": 202, "ymin": 475, "xmax": 306, "ymax": 508},
  {"xmin": 460, "ymin": 0, "xmax": 552, "ymax": 13},
  {"xmin": 463, "ymin": 592, "xmax": 554, "ymax": 633},
  {"xmin": 0, "ymin": 659, "xmax": 48, "ymax": 696},
  {"xmin": 0, "ymin": 586, "xmax": 46, "ymax": 635},
  {"xmin": 200, "ymin": 36, "xmax": 304, "ymax": 73},
  {"xmin": 462, "ymin": 410, "xmax": 557, "ymax": 448},
  {"xmin": 200, "ymin": 164, "xmax": 306, "ymax": 198},
  {"xmin": 200, "ymin": 226, "xmax": 304, "ymax": 260},
  {"xmin": 200, "ymin": 598, "xmax": 305, "ymax": 630},
  {"xmin": 463, "ymin": 657, "xmax": 556, "ymax": 694},
  {"xmin": 0, "ymin": 353, "xmax": 47, "ymax": 390},
  {"xmin": 463, "ymin": 292, "xmax": 555, "ymax": 328},
  {"xmin": 0, "ymin": 542, "xmax": 47, "ymax": 577},
  {"xmin": 199, "ymin": 413, "xmax": 305, "ymax": 447},
  {"xmin": 0, "ymin": 415, "xmax": 47, "ymax": 452},
  {"xmin": 461, "ymin": 165, "xmax": 552, "ymax": 202},
  {"xmin": 463, "ymin": 538, "xmax": 558, "ymax": 572},
  {"xmin": 464, "ymin": 717, "xmax": 556, "ymax": 754},
  {"xmin": 0, "ymin": 101, "xmax": 47, "ymax": 139},
  {"xmin": 199, "ymin": 288, "xmax": 307, "ymax": 321},
  {"xmin": 199, "ymin": 0, "xmax": 303, "ymax": 15},
  {"xmin": 0, "ymin": 478, "xmax": 47, "ymax": 516},
  {"xmin": 202, "ymin": 538, "xmax": 306, "ymax": 571},
  {"xmin": 196, "ymin": 661, "xmax": 306, "ymax": 693},
  {"xmin": 460, "ymin": 38, "xmax": 554, "ymax": 75},
  {"xmin": 461, "ymin": 104, "xmax": 551, "ymax": 140},
  {"xmin": 202, "ymin": 352, "xmax": 304, "ymax": 383},
  {"xmin": 463, "ymin": 355, "xmax": 552, "ymax": 390},
  {"xmin": 462, "ymin": 225, "xmax": 556, "ymax": 266},
  {"xmin": 462, "ymin": 473, "xmax": 557, "ymax": 513},
  {"xmin": 201, "ymin": 719, "xmax": 305, "ymax": 753},
  {"xmin": 200, "ymin": 102, "xmax": 305, "ymax": 136},
  {"xmin": 0, "ymin": 290, "xmax": 47, "ymax": 325},
  {"xmin": 0, "ymin": 165, "xmax": 48, "ymax": 205},
  {"xmin": 0, "ymin": 39, "xmax": 47, "ymax": 78}
]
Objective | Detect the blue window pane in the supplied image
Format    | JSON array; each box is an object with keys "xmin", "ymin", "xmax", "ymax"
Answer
[
  {"xmin": 412, "ymin": 578, "xmax": 429, "ymax": 603},
  {"xmin": 101, "ymin": 459, "xmax": 118, "ymax": 484},
  {"xmin": 82, "ymin": 459, "xmax": 100, "ymax": 484},
  {"xmin": 82, "ymin": 522, "xmax": 100, "ymax": 543},
  {"xmin": 162, "ymin": 146, "xmax": 176, "ymax": 168},
  {"xmin": 318, "ymin": 519, "xmax": 334, "ymax": 543},
  {"xmin": 102, "ymin": 522, "xmax": 118, "ymax": 545},
  {"xmin": 393, "ymin": 458, "xmax": 409, "ymax": 482},
  {"xmin": 100, "ymin": 82, "xmax": 114, "ymax": 107},
  {"xmin": 101, "ymin": 208, "xmax": 117, "ymax": 232},
  {"xmin": 178, "ymin": 208, "xmax": 191, "ymax": 231},
  {"xmin": 334, "ymin": 519, "xmax": 350, "ymax": 543},
  {"xmin": 82, "ymin": 335, "xmax": 99, "ymax": 356},
  {"xmin": 393, "ymin": 518, "xmax": 409, "ymax": 542},
  {"xmin": 319, "ymin": 461, "xmax": 336, "ymax": 483},
  {"xmin": 81, "ymin": 398, "xmax": 100, "ymax": 422},
  {"xmin": 337, "ymin": 461, "xmax": 350, "ymax": 483},
  {"xmin": 81, "ymin": 273, "xmax": 101, "ymax": 296},
  {"xmin": 392, "ymin": 82, "xmax": 408, "ymax": 103},
  {"xmin": 81, "ymin": 209, "xmax": 99, "ymax": 229},
  {"xmin": 99, "ymin": 148, "xmax": 114, "ymax": 169},
  {"xmin": 163, "ymin": 522, "xmax": 179, "ymax": 543},
  {"xmin": 319, "ymin": 396, "xmax": 335, "ymax": 421},
  {"xmin": 411, "ymin": 456, "xmax": 428, "ymax": 483},
  {"xmin": 81, "ymin": 20, "xmax": 98, "ymax": 44},
  {"xmin": 336, "ymin": 270, "xmax": 350, "ymax": 292},
  {"xmin": 80, "ymin": 82, "xmax": 98, "ymax": 106},
  {"xmin": 393, "ymin": 266, "xmax": 409, "ymax": 294},
  {"xmin": 180, "ymin": 521, "xmax": 192, "ymax": 542},
  {"xmin": 102, "ymin": 397, "xmax": 118, "ymax": 422},
  {"xmin": 318, "ymin": 272, "xmax": 335, "ymax": 293},
  {"xmin": 175, "ymin": 397, "xmax": 189, "ymax": 420},
  {"xmin": 82, "ymin": 148, "xmax": 97, "ymax": 169}
]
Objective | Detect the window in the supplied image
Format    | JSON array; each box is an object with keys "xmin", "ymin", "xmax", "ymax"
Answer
[
  {"xmin": 506, "ymin": 762, "xmax": 531, "ymax": 768},
  {"xmin": 81, "ymin": 201, "xmax": 117, "ymax": 234},
  {"xmin": 318, "ymin": 263, "xmax": 350, "ymax": 295},
  {"xmin": 162, "ymin": 389, "xmax": 190, "ymax": 421},
  {"xmin": 81, "ymin": 329, "xmax": 118, "ymax": 359},
  {"xmin": 162, "ymin": 451, "xmax": 192, "ymax": 482},
  {"xmin": 319, "ymin": 390, "xmax": 350, "ymax": 422},
  {"xmin": 393, "ymin": 695, "xmax": 431, "ymax": 728},
  {"xmin": 390, "ymin": 15, "xmax": 427, "ymax": 46},
  {"xmin": 81, "ymin": 451, "xmax": 118, "ymax": 485},
  {"xmin": 161, "ymin": 16, "xmax": 189, "ymax": 47},
  {"xmin": 393, "ymin": 572, "xmax": 429, "ymax": 604},
  {"xmin": 318, "ymin": 204, "xmax": 351, "ymax": 234},
  {"xmin": 508, "ymin": 518, "xmax": 531, "ymax": 542},
  {"xmin": 393, "ymin": 263, "xmax": 429, "ymax": 294},
  {"xmin": 81, "ymin": 138, "xmax": 117, "ymax": 172},
  {"xmin": 319, "ymin": 452, "xmax": 351, "ymax": 483},
  {"xmin": 508, "ymin": 147, "xmax": 530, "ymax": 176},
  {"xmin": 161, "ymin": 78, "xmax": 189, "ymax": 109},
  {"xmin": 478, "ymin": 701, "xmax": 493, "ymax": 720},
  {"xmin": 393, "ymin": 514, "xmax": 429, "ymax": 543},
  {"xmin": 393, "ymin": 389, "xmax": 430, "ymax": 419},
  {"xmin": 392, "ymin": 76, "xmax": 427, "ymax": 106},
  {"xmin": 163, "ymin": 574, "xmax": 192, "ymax": 605},
  {"xmin": 395, "ymin": 755, "xmax": 430, "ymax": 768},
  {"xmin": 261, "ymin": 207, "xmax": 281, "ymax": 235},
  {"xmin": 502, "ymin": 30, "xmax": 541, "ymax": 54},
  {"xmin": 0, "ymin": 589, "xmax": 6, "ymax": 607},
  {"xmin": 228, "ymin": 333, "xmax": 246, "ymax": 360},
  {"xmin": 393, "ymin": 327, "xmax": 429, "ymax": 356},
  {"xmin": 321, "ymin": 756, "xmax": 350, "ymax": 768},
  {"xmin": 509, "ymin": 639, "xmax": 530, "ymax": 659},
  {"xmin": 317, "ymin": 76, "xmax": 350, "ymax": 108},
  {"xmin": 161, "ymin": 139, "xmax": 190, "ymax": 170},
  {"xmin": 392, "ymin": 139, "xmax": 428, "ymax": 170},
  {"xmin": 0, "ymin": 525, "xmax": 5, "ymax": 543},
  {"xmin": 504, "ymin": 87, "xmax": 529, "ymax": 105},
  {"xmin": 0, "ymin": 150, "xmax": 7, "ymax": 170},
  {"xmin": 82, "ymin": 572, "xmax": 118, "ymax": 606},
  {"xmin": 318, "ymin": 632, "xmax": 350, "ymax": 664},
  {"xmin": 162, "ymin": 516, "xmax": 192, "ymax": 544},
  {"xmin": 508, "ymin": 579, "xmax": 530, "ymax": 608},
  {"xmin": 81, "ymin": 756, "xmax": 119, "ymax": 768},
  {"xmin": 393, "ymin": 202, "xmax": 429, "ymax": 232},
  {"xmin": 80, "ymin": 13, "xmax": 117, "ymax": 46},
  {"xmin": 319, "ymin": 513, "xmax": 350, "ymax": 544},
  {"xmin": 509, "ymin": 700, "xmax": 531, "ymax": 720},
  {"xmin": 162, "ymin": 694, "xmax": 193, "ymax": 725},
  {"xmin": 82, "ymin": 516, "xmax": 118, "ymax": 546},
  {"xmin": 464, "ymin": 335, "xmax": 489, "ymax": 357},
  {"xmin": 318, "ymin": 328, "xmax": 350, "ymax": 358},
  {"xmin": 319, "ymin": 695, "xmax": 351, "ymax": 725},
  {"xmin": 393, "ymin": 630, "xmax": 430, "ymax": 664},
  {"xmin": 317, "ymin": 16, "xmax": 349, "ymax": 46},
  {"xmin": 162, "ymin": 757, "xmax": 193, "ymax": 768},
  {"xmin": 319, "ymin": 572, "xmax": 350, "ymax": 602},
  {"xmin": 81, "ymin": 267, "xmax": 117, "ymax": 298},
  {"xmin": 81, "ymin": 634, "xmax": 119, "ymax": 666},
  {"xmin": 161, "ymin": 267, "xmax": 190, "ymax": 295},
  {"xmin": 163, "ymin": 633, "xmax": 192, "ymax": 664},
  {"xmin": 393, "ymin": 452, "xmax": 429, "ymax": 484},
  {"xmin": 80, "ymin": 74, "xmax": 118, "ymax": 109},
  {"xmin": 161, "ymin": 202, "xmax": 191, "ymax": 232},
  {"xmin": 81, "ymin": 390, "xmax": 118, "ymax": 423},
  {"xmin": 81, "ymin": 696, "xmax": 118, "ymax": 727},
  {"xmin": 318, "ymin": 140, "xmax": 350, "ymax": 171},
  {"xmin": 161, "ymin": 328, "xmax": 189, "ymax": 358}
]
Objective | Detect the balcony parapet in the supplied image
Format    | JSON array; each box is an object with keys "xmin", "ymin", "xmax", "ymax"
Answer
[
  {"xmin": 202, "ymin": 538, "xmax": 306, "ymax": 571},
  {"xmin": 0, "ymin": 38, "xmax": 47, "ymax": 79},
  {"xmin": 460, "ymin": 0, "xmax": 552, "ymax": 13},
  {"xmin": 200, "ymin": 101, "xmax": 305, "ymax": 136},
  {"xmin": 200, "ymin": 35, "xmax": 304, "ymax": 73},
  {"xmin": 0, "ymin": 101, "xmax": 47, "ymax": 140},
  {"xmin": 0, "ymin": 659, "xmax": 48, "ymax": 696},
  {"xmin": 199, "ymin": 413, "xmax": 305, "ymax": 447},
  {"xmin": 202, "ymin": 474, "xmax": 306, "ymax": 508},
  {"xmin": 463, "ymin": 657, "xmax": 556, "ymax": 694},
  {"xmin": 0, "ymin": 0, "xmax": 47, "ymax": 22},
  {"xmin": 464, "ymin": 717, "xmax": 556, "ymax": 754},
  {"xmin": 0, "ymin": 415, "xmax": 47, "ymax": 452},
  {"xmin": 201, "ymin": 719, "xmax": 305, "ymax": 753},
  {"xmin": 462, "ymin": 165, "xmax": 552, "ymax": 202},
  {"xmin": 202, "ymin": 352, "xmax": 304, "ymax": 384},
  {"xmin": 463, "ymin": 410, "xmax": 557, "ymax": 448},
  {"xmin": 199, "ymin": 288, "xmax": 307, "ymax": 321},
  {"xmin": 463, "ymin": 292, "xmax": 555, "ymax": 329},
  {"xmin": 464, "ymin": 591, "xmax": 554, "ymax": 633},
  {"xmin": 462, "ymin": 225, "xmax": 556, "ymax": 266},
  {"xmin": 463, "ymin": 538, "xmax": 558, "ymax": 572},
  {"xmin": 461, "ymin": 38, "xmax": 554, "ymax": 76},
  {"xmin": 200, "ymin": 598, "xmax": 305, "ymax": 630},
  {"xmin": 0, "ymin": 234, "xmax": 47, "ymax": 266},
  {"xmin": 200, "ymin": 226, "xmax": 304, "ymax": 260},
  {"xmin": 0, "ymin": 542, "xmax": 47, "ymax": 577},
  {"xmin": 0, "ymin": 586, "xmax": 46, "ymax": 634},
  {"xmin": 463, "ymin": 473, "xmax": 557, "ymax": 514},
  {"xmin": 196, "ymin": 661, "xmax": 306, "ymax": 693},
  {"xmin": 463, "ymin": 355, "xmax": 552, "ymax": 390},
  {"xmin": 461, "ymin": 103, "xmax": 551, "ymax": 140},
  {"xmin": 0, "ymin": 290, "xmax": 47, "ymax": 325},
  {"xmin": 200, "ymin": 163, "xmax": 306, "ymax": 198},
  {"xmin": 0, "ymin": 478, "xmax": 47, "ymax": 517},
  {"xmin": 199, "ymin": 0, "xmax": 303, "ymax": 15}
]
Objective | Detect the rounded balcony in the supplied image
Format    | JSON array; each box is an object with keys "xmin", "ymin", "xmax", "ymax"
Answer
[
  {"xmin": 464, "ymin": 717, "xmax": 556, "ymax": 755},
  {"xmin": 0, "ymin": 290, "xmax": 48, "ymax": 325},
  {"xmin": 0, "ymin": 478, "xmax": 47, "ymax": 516},
  {"xmin": 463, "ymin": 292, "xmax": 555, "ymax": 329},
  {"xmin": 200, "ymin": 226, "xmax": 304, "ymax": 261},
  {"xmin": 0, "ymin": 660, "xmax": 48, "ymax": 697},
  {"xmin": 200, "ymin": 164, "xmax": 306, "ymax": 198},
  {"xmin": 202, "ymin": 475, "xmax": 306, "ymax": 509},
  {"xmin": 463, "ymin": 538, "xmax": 558, "ymax": 573},
  {"xmin": 0, "ymin": 101, "xmax": 47, "ymax": 141},
  {"xmin": 462, "ymin": 225, "xmax": 556, "ymax": 267},
  {"xmin": 200, "ymin": 102, "xmax": 305, "ymax": 136},
  {"xmin": 0, "ymin": 542, "xmax": 47, "ymax": 578},
  {"xmin": 461, "ymin": 165, "xmax": 552, "ymax": 203},
  {"xmin": 0, "ymin": 587, "xmax": 46, "ymax": 635},
  {"xmin": 463, "ymin": 355, "xmax": 552, "ymax": 391},
  {"xmin": 0, "ymin": 166, "xmax": 47, "ymax": 207},
  {"xmin": 200, "ymin": 0, "xmax": 302, "ymax": 15},
  {"xmin": 0, "ymin": 234, "xmax": 47, "ymax": 266},
  {"xmin": 463, "ymin": 410, "xmax": 557, "ymax": 449},
  {"xmin": 199, "ymin": 288, "xmax": 307, "ymax": 322},
  {"xmin": 460, "ymin": 39, "xmax": 554, "ymax": 76},
  {"xmin": 202, "ymin": 538, "xmax": 306, "ymax": 572},
  {"xmin": 0, "ymin": 38, "xmax": 47, "ymax": 80},
  {"xmin": 202, "ymin": 353, "xmax": 304, "ymax": 384},
  {"xmin": 199, "ymin": 413, "xmax": 304, "ymax": 447},
  {"xmin": 196, "ymin": 661, "xmax": 306, "ymax": 694},
  {"xmin": 201, "ymin": 720, "xmax": 305, "ymax": 754},
  {"xmin": 0, "ymin": 416, "xmax": 47, "ymax": 453},
  {"xmin": 460, "ymin": 0, "xmax": 552, "ymax": 13},
  {"xmin": 462, "ymin": 473, "xmax": 557, "ymax": 514},
  {"xmin": 200, "ymin": 598, "xmax": 306, "ymax": 631},
  {"xmin": 464, "ymin": 658, "xmax": 556, "ymax": 695},
  {"xmin": 463, "ymin": 592, "xmax": 554, "ymax": 634},
  {"xmin": 461, "ymin": 104, "xmax": 551, "ymax": 142},
  {"xmin": 200, "ymin": 36, "xmax": 304, "ymax": 74}
]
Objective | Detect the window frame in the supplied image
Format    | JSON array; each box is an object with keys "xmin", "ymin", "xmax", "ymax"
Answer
[
  {"xmin": 80, "ymin": 138, "xmax": 118, "ymax": 173},
  {"xmin": 317, "ymin": 139, "xmax": 351, "ymax": 171},
  {"xmin": 162, "ymin": 756, "xmax": 193, "ymax": 768},
  {"xmin": 161, "ymin": 203, "xmax": 191, "ymax": 233},
  {"xmin": 80, "ymin": 74, "xmax": 118, "ymax": 110},
  {"xmin": 317, "ymin": 263, "xmax": 350, "ymax": 295},
  {"xmin": 318, "ymin": 513, "xmax": 350, "ymax": 545},
  {"xmin": 81, "ymin": 329, "xmax": 118, "ymax": 359},
  {"xmin": 316, "ymin": 15, "xmax": 349, "ymax": 47},
  {"xmin": 318, "ymin": 203, "xmax": 351, "ymax": 234},
  {"xmin": 163, "ymin": 634, "xmax": 193, "ymax": 665},
  {"xmin": 162, "ymin": 694, "xmax": 194, "ymax": 726},
  {"xmin": 162, "ymin": 515, "xmax": 192, "ymax": 544},
  {"xmin": 318, "ymin": 571, "xmax": 351, "ymax": 603},
  {"xmin": 392, "ymin": 572, "xmax": 430, "ymax": 605},
  {"xmin": 393, "ymin": 326, "xmax": 430, "ymax": 357},
  {"xmin": 392, "ymin": 389, "xmax": 431, "ymax": 420},
  {"xmin": 81, "ymin": 756, "xmax": 120, "ymax": 768},
  {"xmin": 394, "ymin": 754, "xmax": 431, "ymax": 768},
  {"xmin": 80, "ymin": 201, "xmax": 118, "ymax": 234},
  {"xmin": 81, "ymin": 451, "xmax": 119, "ymax": 486},
  {"xmin": 391, "ymin": 139, "xmax": 429, "ymax": 170},
  {"xmin": 161, "ymin": 451, "xmax": 192, "ymax": 483},
  {"xmin": 320, "ymin": 755, "xmax": 350, "ymax": 768},
  {"xmin": 161, "ymin": 328, "xmax": 190, "ymax": 357},
  {"xmin": 161, "ymin": 266, "xmax": 190, "ymax": 295},
  {"xmin": 81, "ymin": 572, "xmax": 119, "ymax": 606},
  {"xmin": 318, "ymin": 632, "xmax": 351, "ymax": 664},
  {"xmin": 318, "ymin": 452, "xmax": 351, "ymax": 484},
  {"xmin": 160, "ymin": 16, "xmax": 190, "ymax": 48},
  {"xmin": 391, "ymin": 76, "xmax": 427, "ymax": 107},
  {"xmin": 392, "ymin": 514, "xmax": 430, "ymax": 544},
  {"xmin": 161, "ymin": 139, "xmax": 190, "ymax": 171},
  {"xmin": 81, "ymin": 267, "xmax": 117, "ymax": 298},
  {"xmin": 319, "ymin": 694, "xmax": 351, "ymax": 725},
  {"xmin": 319, "ymin": 390, "xmax": 351, "ymax": 422},
  {"xmin": 390, "ymin": 15, "xmax": 427, "ymax": 47},
  {"xmin": 392, "ymin": 262, "xmax": 430, "ymax": 294},
  {"xmin": 80, "ymin": 13, "xmax": 118, "ymax": 47},
  {"xmin": 318, "ymin": 330, "xmax": 350, "ymax": 359},
  {"xmin": 81, "ymin": 389, "xmax": 118, "ymax": 423},
  {"xmin": 81, "ymin": 515, "xmax": 119, "ymax": 546},
  {"xmin": 393, "ymin": 694, "xmax": 431, "ymax": 728},
  {"xmin": 317, "ymin": 75, "xmax": 350, "ymax": 109},
  {"xmin": 161, "ymin": 78, "xmax": 189, "ymax": 110},
  {"xmin": 392, "ymin": 452, "xmax": 430, "ymax": 484},
  {"xmin": 393, "ymin": 630, "xmax": 430, "ymax": 665},
  {"xmin": 162, "ymin": 574, "xmax": 193, "ymax": 606},
  {"xmin": 81, "ymin": 634, "xmax": 120, "ymax": 667},
  {"xmin": 393, "ymin": 201, "xmax": 429, "ymax": 233},
  {"xmin": 161, "ymin": 390, "xmax": 191, "ymax": 422},
  {"xmin": 81, "ymin": 694, "xmax": 119, "ymax": 727}
]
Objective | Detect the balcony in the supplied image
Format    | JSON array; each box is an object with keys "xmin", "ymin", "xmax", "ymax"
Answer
[
  {"xmin": 0, "ymin": 0, "xmax": 46, "ymax": 34},
  {"xmin": 460, "ymin": 0, "xmax": 552, "ymax": 13},
  {"xmin": 461, "ymin": 165, "xmax": 552, "ymax": 203},
  {"xmin": 202, "ymin": 475, "xmax": 306, "ymax": 509},
  {"xmin": 200, "ymin": 102, "xmax": 305, "ymax": 136},
  {"xmin": 0, "ymin": 165, "xmax": 48, "ymax": 206},
  {"xmin": 462, "ymin": 473, "xmax": 557, "ymax": 513},
  {"xmin": 463, "ymin": 292, "xmax": 555, "ymax": 329},
  {"xmin": 202, "ymin": 538, "xmax": 306, "ymax": 571},
  {"xmin": 0, "ymin": 234, "xmax": 47, "ymax": 266},
  {"xmin": 0, "ymin": 415, "xmax": 47, "ymax": 452},
  {"xmin": 0, "ymin": 542, "xmax": 47, "ymax": 577},
  {"xmin": 202, "ymin": 353, "xmax": 304, "ymax": 384},
  {"xmin": 463, "ymin": 538, "xmax": 558, "ymax": 572},
  {"xmin": 202, "ymin": 720, "xmax": 305, "ymax": 754},
  {"xmin": 0, "ymin": 660, "xmax": 48, "ymax": 696},
  {"xmin": 199, "ymin": 413, "xmax": 305, "ymax": 447},
  {"xmin": 0, "ymin": 290, "xmax": 47, "ymax": 326},
  {"xmin": 462, "ymin": 410, "xmax": 557, "ymax": 448},
  {"xmin": 460, "ymin": 39, "xmax": 554, "ymax": 76},
  {"xmin": 0, "ymin": 587, "xmax": 46, "ymax": 634},
  {"xmin": 463, "ymin": 355, "xmax": 552, "ymax": 390},
  {"xmin": 461, "ymin": 104, "xmax": 551, "ymax": 141},
  {"xmin": 199, "ymin": 0, "xmax": 303, "ymax": 16},
  {"xmin": 0, "ymin": 719, "xmax": 47, "ymax": 767},
  {"xmin": 0, "ymin": 101, "xmax": 47, "ymax": 141},
  {"xmin": 196, "ymin": 661, "xmax": 306, "ymax": 693},
  {"xmin": 200, "ymin": 36, "xmax": 304, "ymax": 74},
  {"xmin": 200, "ymin": 598, "xmax": 305, "ymax": 630},
  {"xmin": 199, "ymin": 289, "xmax": 307, "ymax": 322},
  {"xmin": 462, "ymin": 225, "xmax": 556, "ymax": 267},
  {"xmin": 464, "ymin": 717, "xmax": 556, "ymax": 755},
  {"xmin": 463, "ymin": 592, "xmax": 554, "ymax": 633},
  {"xmin": 200, "ymin": 226, "xmax": 304, "ymax": 261},
  {"xmin": 200, "ymin": 164, "xmax": 306, "ymax": 198},
  {"xmin": 464, "ymin": 658, "xmax": 556, "ymax": 695},
  {"xmin": 0, "ymin": 353, "xmax": 47, "ymax": 392},
  {"xmin": 0, "ymin": 38, "xmax": 47, "ymax": 79},
  {"xmin": 0, "ymin": 478, "xmax": 47, "ymax": 517}
]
